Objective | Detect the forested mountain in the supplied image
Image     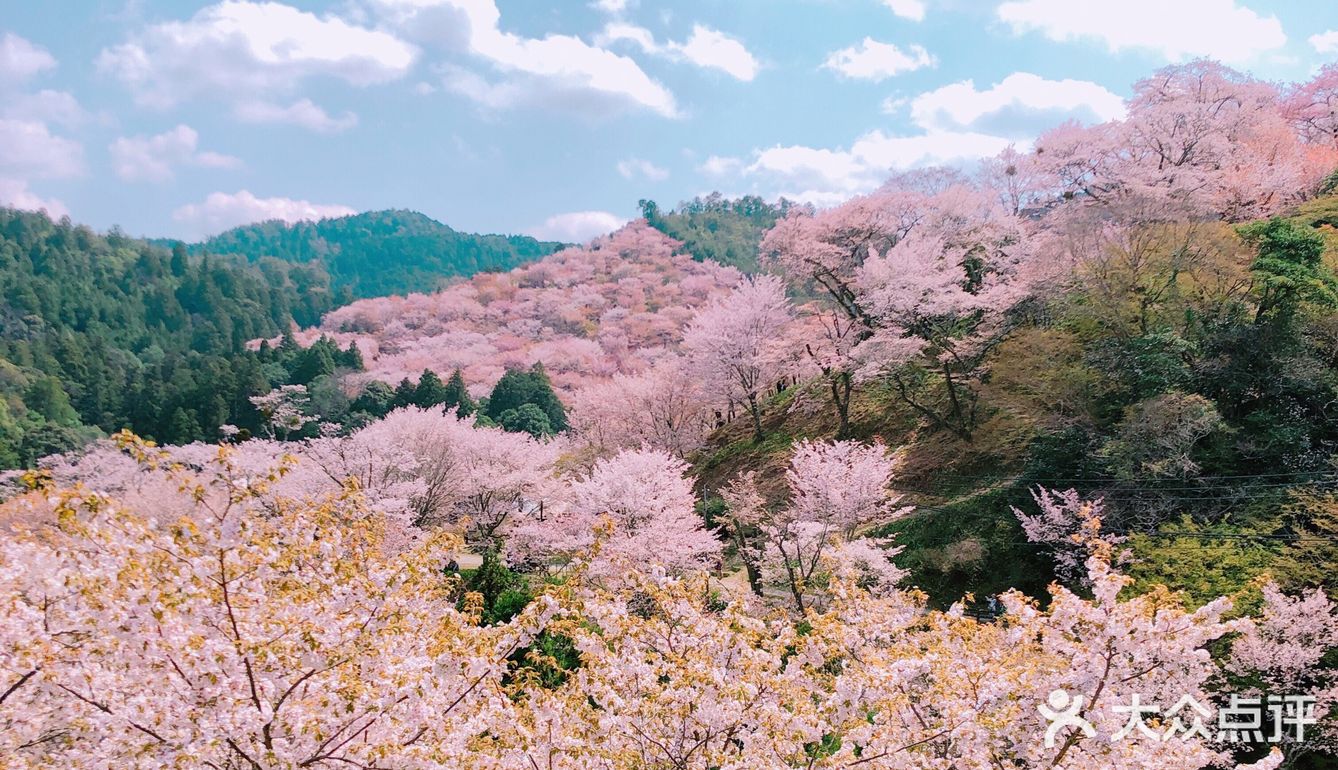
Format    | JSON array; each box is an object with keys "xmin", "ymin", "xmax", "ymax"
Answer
[
  {"xmin": 640, "ymin": 193, "xmax": 792, "ymax": 272},
  {"xmin": 190, "ymin": 209, "xmax": 565, "ymax": 298},
  {"xmin": 0, "ymin": 208, "xmax": 360, "ymax": 466}
]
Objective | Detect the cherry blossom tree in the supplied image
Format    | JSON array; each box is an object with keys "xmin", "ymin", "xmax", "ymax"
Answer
[
  {"xmin": 1013, "ymin": 487, "xmax": 1128, "ymax": 587},
  {"xmin": 1225, "ymin": 582, "xmax": 1338, "ymax": 765},
  {"xmin": 1286, "ymin": 63, "xmax": 1338, "ymax": 150},
  {"xmin": 0, "ymin": 433, "xmax": 1321, "ymax": 769},
  {"xmin": 566, "ymin": 355, "xmax": 716, "ymax": 458},
  {"xmin": 682, "ymin": 275, "xmax": 794, "ymax": 442},
  {"xmin": 509, "ymin": 448, "xmax": 720, "ymax": 577},
  {"xmin": 249, "ymin": 384, "xmax": 313, "ymax": 440},
  {"xmin": 0, "ymin": 434, "xmax": 559, "ymax": 769},
  {"xmin": 854, "ymin": 185, "xmax": 1033, "ymax": 440},
  {"xmin": 1033, "ymin": 61, "xmax": 1332, "ymax": 221},
  {"xmin": 763, "ymin": 180, "xmax": 1034, "ymax": 441},
  {"xmin": 722, "ymin": 439, "xmax": 908, "ymax": 612},
  {"xmin": 310, "ymin": 406, "xmax": 561, "ymax": 544}
]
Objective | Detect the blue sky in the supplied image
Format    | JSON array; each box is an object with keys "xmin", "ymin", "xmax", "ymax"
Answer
[{"xmin": 1, "ymin": 0, "xmax": 1336, "ymax": 241}]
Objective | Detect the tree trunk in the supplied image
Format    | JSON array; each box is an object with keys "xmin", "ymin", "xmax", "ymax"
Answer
[
  {"xmin": 831, "ymin": 370, "xmax": 852, "ymax": 438},
  {"xmin": 747, "ymin": 393, "xmax": 764, "ymax": 443}
]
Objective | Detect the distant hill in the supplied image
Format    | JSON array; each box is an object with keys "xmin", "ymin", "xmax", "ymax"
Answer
[
  {"xmin": 0, "ymin": 207, "xmax": 353, "ymax": 467},
  {"xmin": 189, "ymin": 210, "xmax": 565, "ymax": 299}
]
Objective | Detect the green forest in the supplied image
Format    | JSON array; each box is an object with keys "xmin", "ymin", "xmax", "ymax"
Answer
[{"xmin": 189, "ymin": 209, "xmax": 564, "ymax": 298}]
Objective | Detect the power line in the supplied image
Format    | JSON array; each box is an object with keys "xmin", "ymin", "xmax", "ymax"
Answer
[{"xmin": 917, "ymin": 470, "xmax": 1338, "ymax": 484}]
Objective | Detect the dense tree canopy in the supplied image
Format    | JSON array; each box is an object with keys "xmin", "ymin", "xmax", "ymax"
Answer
[
  {"xmin": 0, "ymin": 208, "xmax": 360, "ymax": 466},
  {"xmin": 192, "ymin": 209, "xmax": 564, "ymax": 298}
]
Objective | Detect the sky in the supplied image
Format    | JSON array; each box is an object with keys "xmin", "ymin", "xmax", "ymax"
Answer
[{"xmin": 1, "ymin": 0, "xmax": 1336, "ymax": 242}]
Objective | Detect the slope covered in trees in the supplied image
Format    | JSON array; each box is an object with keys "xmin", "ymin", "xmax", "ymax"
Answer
[
  {"xmin": 282, "ymin": 221, "xmax": 742, "ymax": 395},
  {"xmin": 0, "ymin": 208, "xmax": 361, "ymax": 466},
  {"xmin": 192, "ymin": 209, "xmax": 565, "ymax": 298}
]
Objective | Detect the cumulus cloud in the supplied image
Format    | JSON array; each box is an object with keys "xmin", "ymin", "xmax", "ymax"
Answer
[
  {"xmin": 590, "ymin": 0, "xmax": 630, "ymax": 13},
  {"xmin": 741, "ymin": 130, "xmax": 1014, "ymax": 204},
  {"xmin": 110, "ymin": 125, "xmax": 241, "ymax": 183},
  {"xmin": 381, "ymin": 0, "xmax": 677, "ymax": 117},
  {"xmin": 0, "ymin": 119, "xmax": 84, "ymax": 180},
  {"xmin": 997, "ymin": 0, "xmax": 1285, "ymax": 63},
  {"xmin": 234, "ymin": 99, "xmax": 359, "ymax": 132},
  {"xmin": 526, "ymin": 210, "xmax": 626, "ymax": 242},
  {"xmin": 3, "ymin": 90, "xmax": 89, "ymax": 127},
  {"xmin": 0, "ymin": 178, "xmax": 69, "ymax": 219},
  {"xmin": 97, "ymin": 1, "xmax": 417, "ymax": 109},
  {"xmin": 711, "ymin": 68, "xmax": 1126, "ymax": 204},
  {"xmin": 617, "ymin": 157, "xmax": 669, "ymax": 181},
  {"xmin": 822, "ymin": 38, "xmax": 935, "ymax": 81},
  {"xmin": 674, "ymin": 26, "xmax": 759, "ymax": 81},
  {"xmin": 882, "ymin": 0, "xmax": 926, "ymax": 21},
  {"xmin": 172, "ymin": 190, "xmax": 356, "ymax": 237},
  {"xmin": 597, "ymin": 22, "xmax": 759, "ymax": 82},
  {"xmin": 699, "ymin": 155, "xmax": 743, "ymax": 176},
  {"xmin": 0, "ymin": 33, "xmax": 57, "ymax": 82},
  {"xmin": 1311, "ymin": 30, "xmax": 1338, "ymax": 54},
  {"xmin": 910, "ymin": 72, "xmax": 1125, "ymax": 138}
]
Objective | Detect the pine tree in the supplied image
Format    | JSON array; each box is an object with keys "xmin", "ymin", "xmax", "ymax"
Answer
[
  {"xmin": 413, "ymin": 369, "xmax": 450, "ymax": 408},
  {"xmin": 443, "ymin": 369, "xmax": 476, "ymax": 416}
]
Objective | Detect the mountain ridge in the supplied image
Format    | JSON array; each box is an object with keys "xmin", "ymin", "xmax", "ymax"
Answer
[{"xmin": 177, "ymin": 209, "xmax": 566, "ymax": 299}]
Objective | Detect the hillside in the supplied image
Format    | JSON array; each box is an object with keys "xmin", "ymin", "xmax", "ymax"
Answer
[
  {"xmin": 684, "ymin": 192, "xmax": 1338, "ymax": 610},
  {"xmin": 279, "ymin": 221, "xmax": 742, "ymax": 395},
  {"xmin": 189, "ymin": 209, "xmax": 564, "ymax": 298},
  {"xmin": 0, "ymin": 207, "xmax": 359, "ymax": 466}
]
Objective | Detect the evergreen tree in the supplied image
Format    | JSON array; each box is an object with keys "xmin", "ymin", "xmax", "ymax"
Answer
[
  {"xmin": 443, "ymin": 369, "xmax": 476, "ymax": 416},
  {"xmin": 351, "ymin": 380, "xmax": 396, "ymax": 418},
  {"xmin": 392, "ymin": 378, "xmax": 418, "ymax": 410},
  {"xmin": 413, "ymin": 369, "xmax": 450, "ymax": 408},
  {"xmin": 485, "ymin": 362, "xmax": 567, "ymax": 432},
  {"xmin": 498, "ymin": 403, "xmax": 553, "ymax": 438}
]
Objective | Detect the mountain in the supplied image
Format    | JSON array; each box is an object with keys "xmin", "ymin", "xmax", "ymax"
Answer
[
  {"xmin": 0, "ymin": 207, "xmax": 357, "ymax": 467},
  {"xmin": 189, "ymin": 209, "xmax": 565, "ymax": 299},
  {"xmin": 280, "ymin": 220, "xmax": 741, "ymax": 396}
]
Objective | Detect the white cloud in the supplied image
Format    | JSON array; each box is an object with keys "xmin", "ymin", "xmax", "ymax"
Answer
[
  {"xmin": 1311, "ymin": 30, "xmax": 1338, "ymax": 54},
  {"xmin": 110, "ymin": 125, "xmax": 240, "ymax": 183},
  {"xmin": 172, "ymin": 190, "xmax": 356, "ymax": 237},
  {"xmin": 591, "ymin": 0, "xmax": 629, "ymax": 13},
  {"xmin": 384, "ymin": 0, "xmax": 677, "ymax": 117},
  {"xmin": 2, "ymin": 90, "xmax": 89, "ymax": 127},
  {"xmin": 0, "ymin": 119, "xmax": 83, "ymax": 180},
  {"xmin": 997, "ymin": 0, "xmax": 1285, "ymax": 63},
  {"xmin": 234, "ymin": 99, "xmax": 359, "ymax": 133},
  {"xmin": 526, "ymin": 210, "xmax": 626, "ymax": 242},
  {"xmin": 0, "ymin": 33, "xmax": 56, "ymax": 83},
  {"xmin": 0, "ymin": 178, "xmax": 69, "ymax": 219},
  {"xmin": 720, "ymin": 129, "xmax": 1014, "ymax": 205},
  {"xmin": 882, "ymin": 0, "xmax": 926, "ymax": 21},
  {"xmin": 910, "ymin": 72, "xmax": 1125, "ymax": 138},
  {"xmin": 822, "ymin": 38, "xmax": 934, "ymax": 81},
  {"xmin": 617, "ymin": 157, "xmax": 669, "ymax": 181},
  {"xmin": 597, "ymin": 22, "xmax": 759, "ymax": 82},
  {"xmin": 699, "ymin": 155, "xmax": 743, "ymax": 176},
  {"xmin": 97, "ymin": 1, "xmax": 418, "ymax": 107},
  {"xmin": 675, "ymin": 25, "xmax": 759, "ymax": 81},
  {"xmin": 715, "ymin": 70, "xmax": 1123, "ymax": 206}
]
